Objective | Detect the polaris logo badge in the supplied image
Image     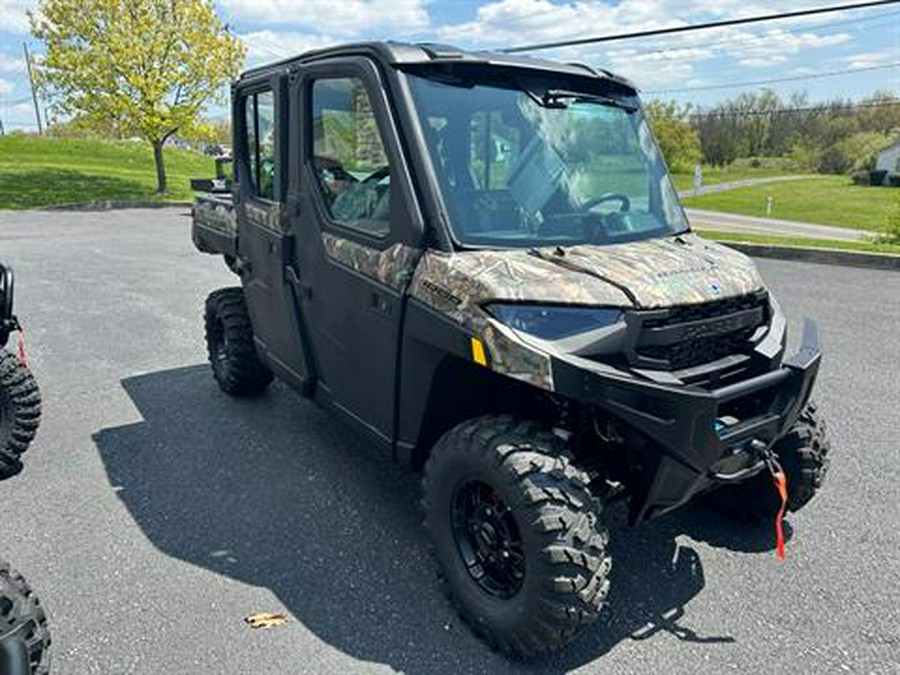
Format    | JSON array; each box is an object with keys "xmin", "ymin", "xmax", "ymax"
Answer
[{"xmin": 709, "ymin": 281, "xmax": 722, "ymax": 295}]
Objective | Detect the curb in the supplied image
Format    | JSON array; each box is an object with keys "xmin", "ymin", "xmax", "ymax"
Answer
[
  {"xmin": 41, "ymin": 201, "xmax": 192, "ymax": 211},
  {"xmin": 719, "ymin": 241, "xmax": 900, "ymax": 272}
]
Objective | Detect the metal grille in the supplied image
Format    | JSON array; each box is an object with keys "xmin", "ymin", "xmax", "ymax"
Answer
[{"xmin": 634, "ymin": 292, "xmax": 768, "ymax": 370}]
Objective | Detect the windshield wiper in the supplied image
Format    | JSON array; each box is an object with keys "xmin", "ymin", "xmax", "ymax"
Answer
[{"xmin": 539, "ymin": 89, "xmax": 638, "ymax": 111}]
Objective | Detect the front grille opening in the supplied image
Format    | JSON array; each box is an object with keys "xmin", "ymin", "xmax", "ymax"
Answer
[
  {"xmin": 633, "ymin": 291, "xmax": 769, "ymax": 372},
  {"xmin": 638, "ymin": 330, "xmax": 756, "ymax": 370}
]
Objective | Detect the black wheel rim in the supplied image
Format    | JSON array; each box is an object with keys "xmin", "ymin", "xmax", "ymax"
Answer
[{"xmin": 450, "ymin": 480, "xmax": 525, "ymax": 599}]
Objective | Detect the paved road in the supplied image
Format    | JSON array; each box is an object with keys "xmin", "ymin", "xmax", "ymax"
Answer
[
  {"xmin": 685, "ymin": 208, "xmax": 871, "ymax": 242},
  {"xmin": 1, "ymin": 208, "xmax": 898, "ymax": 674}
]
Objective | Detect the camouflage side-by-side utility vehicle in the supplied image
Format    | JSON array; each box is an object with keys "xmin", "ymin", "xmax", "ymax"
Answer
[
  {"xmin": 0, "ymin": 262, "xmax": 50, "ymax": 675},
  {"xmin": 191, "ymin": 42, "xmax": 831, "ymax": 657}
]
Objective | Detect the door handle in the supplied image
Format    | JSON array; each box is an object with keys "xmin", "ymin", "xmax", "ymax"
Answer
[
  {"xmin": 370, "ymin": 291, "xmax": 391, "ymax": 317},
  {"xmin": 285, "ymin": 265, "xmax": 312, "ymax": 300}
]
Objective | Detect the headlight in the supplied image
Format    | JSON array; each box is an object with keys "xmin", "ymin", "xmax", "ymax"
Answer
[{"xmin": 485, "ymin": 304, "xmax": 622, "ymax": 340}]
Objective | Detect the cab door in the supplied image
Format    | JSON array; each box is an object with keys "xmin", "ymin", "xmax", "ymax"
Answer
[
  {"xmin": 235, "ymin": 76, "xmax": 314, "ymax": 391},
  {"xmin": 288, "ymin": 58, "xmax": 424, "ymax": 447}
]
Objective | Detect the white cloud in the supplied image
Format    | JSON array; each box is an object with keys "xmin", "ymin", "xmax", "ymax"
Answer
[
  {"xmin": 0, "ymin": 0, "xmax": 33, "ymax": 33},
  {"xmin": 734, "ymin": 29, "xmax": 851, "ymax": 68},
  {"xmin": 434, "ymin": 0, "xmax": 861, "ymax": 85},
  {"xmin": 221, "ymin": 0, "xmax": 429, "ymax": 37},
  {"xmin": 0, "ymin": 101, "xmax": 32, "ymax": 118},
  {"xmin": 840, "ymin": 50, "xmax": 895, "ymax": 70},
  {"xmin": 0, "ymin": 53, "xmax": 24, "ymax": 72},
  {"xmin": 240, "ymin": 30, "xmax": 337, "ymax": 65},
  {"xmin": 0, "ymin": 77, "xmax": 13, "ymax": 94}
]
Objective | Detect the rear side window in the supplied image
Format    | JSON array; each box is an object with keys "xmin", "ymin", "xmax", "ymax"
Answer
[
  {"xmin": 244, "ymin": 90, "xmax": 275, "ymax": 200},
  {"xmin": 311, "ymin": 77, "xmax": 391, "ymax": 237}
]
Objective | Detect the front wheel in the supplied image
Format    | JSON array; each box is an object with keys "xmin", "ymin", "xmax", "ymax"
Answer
[
  {"xmin": 0, "ymin": 561, "xmax": 51, "ymax": 675},
  {"xmin": 422, "ymin": 416, "xmax": 611, "ymax": 658},
  {"xmin": 0, "ymin": 350, "xmax": 41, "ymax": 480},
  {"xmin": 204, "ymin": 288, "xmax": 273, "ymax": 396}
]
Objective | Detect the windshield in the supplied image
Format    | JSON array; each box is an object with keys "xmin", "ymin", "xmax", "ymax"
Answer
[{"xmin": 407, "ymin": 73, "xmax": 689, "ymax": 248}]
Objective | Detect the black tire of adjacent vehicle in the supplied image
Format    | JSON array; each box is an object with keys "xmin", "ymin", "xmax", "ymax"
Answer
[
  {"xmin": 204, "ymin": 288, "xmax": 273, "ymax": 396},
  {"xmin": 703, "ymin": 402, "xmax": 831, "ymax": 522},
  {"xmin": 0, "ymin": 560, "xmax": 51, "ymax": 675},
  {"xmin": 422, "ymin": 416, "xmax": 611, "ymax": 658},
  {"xmin": 0, "ymin": 350, "xmax": 41, "ymax": 480}
]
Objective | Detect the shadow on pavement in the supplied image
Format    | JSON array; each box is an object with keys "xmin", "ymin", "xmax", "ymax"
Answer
[{"xmin": 94, "ymin": 365, "xmax": 785, "ymax": 673}]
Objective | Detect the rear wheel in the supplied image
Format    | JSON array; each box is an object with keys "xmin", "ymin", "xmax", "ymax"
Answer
[
  {"xmin": 422, "ymin": 416, "xmax": 611, "ymax": 658},
  {"xmin": 0, "ymin": 561, "xmax": 51, "ymax": 675},
  {"xmin": 0, "ymin": 351, "xmax": 41, "ymax": 480},
  {"xmin": 703, "ymin": 403, "xmax": 831, "ymax": 522},
  {"xmin": 204, "ymin": 288, "xmax": 273, "ymax": 396}
]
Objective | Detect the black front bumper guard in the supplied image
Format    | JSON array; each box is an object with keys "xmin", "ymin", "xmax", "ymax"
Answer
[{"xmin": 552, "ymin": 318, "xmax": 822, "ymax": 523}]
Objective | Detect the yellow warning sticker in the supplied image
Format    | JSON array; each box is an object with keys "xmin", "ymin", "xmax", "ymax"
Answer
[{"xmin": 471, "ymin": 337, "xmax": 487, "ymax": 366}]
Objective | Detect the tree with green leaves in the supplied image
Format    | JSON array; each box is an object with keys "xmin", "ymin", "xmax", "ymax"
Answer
[
  {"xmin": 644, "ymin": 101, "xmax": 701, "ymax": 173},
  {"xmin": 30, "ymin": 0, "xmax": 245, "ymax": 193}
]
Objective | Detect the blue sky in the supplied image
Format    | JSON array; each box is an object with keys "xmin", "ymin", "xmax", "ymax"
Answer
[{"xmin": 1, "ymin": 0, "xmax": 898, "ymax": 131}]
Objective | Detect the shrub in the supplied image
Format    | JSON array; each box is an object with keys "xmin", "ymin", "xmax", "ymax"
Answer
[
  {"xmin": 837, "ymin": 132, "xmax": 895, "ymax": 173},
  {"xmin": 879, "ymin": 194, "xmax": 900, "ymax": 244},
  {"xmin": 818, "ymin": 146, "xmax": 852, "ymax": 174},
  {"xmin": 852, "ymin": 170, "xmax": 870, "ymax": 186}
]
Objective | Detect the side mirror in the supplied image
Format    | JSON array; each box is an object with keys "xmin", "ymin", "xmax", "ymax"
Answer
[
  {"xmin": 0, "ymin": 263, "xmax": 13, "ymax": 323},
  {"xmin": 0, "ymin": 263, "xmax": 15, "ymax": 348}
]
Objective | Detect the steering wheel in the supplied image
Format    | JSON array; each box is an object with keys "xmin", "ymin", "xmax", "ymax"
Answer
[
  {"xmin": 582, "ymin": 193, "xmax": 631, "ymax": 213},
  {"xmin": 363, "ymin": 165, "xmax": 390, "ymax": 183}
]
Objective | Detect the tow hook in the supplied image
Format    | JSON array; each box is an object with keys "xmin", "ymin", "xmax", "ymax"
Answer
[{"xmin": 750, "ymin": 439, "xmax": 789, "ymax": 561}]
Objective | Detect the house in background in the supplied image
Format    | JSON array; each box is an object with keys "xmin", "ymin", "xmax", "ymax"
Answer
[{"xmin": 875, "ymin": 141, "xmax": 900, "ymax": 184}]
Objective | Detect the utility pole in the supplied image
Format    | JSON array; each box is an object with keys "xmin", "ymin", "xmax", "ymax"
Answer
[{"xmin": 23, "ymin": 42, "xmax": 42, "ymax": 135}]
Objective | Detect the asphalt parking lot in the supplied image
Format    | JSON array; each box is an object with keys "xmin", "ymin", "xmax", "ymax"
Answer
[{"xmin": 1, "ymin": 207, "xmax": 898, "ymax": 674}]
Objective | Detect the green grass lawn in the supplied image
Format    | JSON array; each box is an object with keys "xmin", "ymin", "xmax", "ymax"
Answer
[
  {"xmin": 697, "ymin": 229, "xmax": 900, "ymax": 256},
  {"xmin": 682, "ymin": 175, "xmax": 896, "ymax": 231},
  {"xmin": 670, "ymin": 157, "xmax": 806, "ymax": 192},
  {"xmin": 0, "ymin": 134, "xmax": 214, "ymax": 209}
]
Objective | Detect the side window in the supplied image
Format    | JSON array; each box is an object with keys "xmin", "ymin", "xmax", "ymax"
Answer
[
  {"xmin": 469, "ymin": 111, "xmax": 521, "ymax": 191},
  {"xmin": 243, "ymin": 90, "xmax": 275, "ymax": 200},
  {"xmin": 311, "ymin": 77, "xmax": 391, "ymax": 237}
]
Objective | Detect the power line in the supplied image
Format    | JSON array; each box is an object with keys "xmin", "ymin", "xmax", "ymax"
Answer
[
  {"xmin": 649, "ymin": 99, "xmax": 900, "ymax": 119},
  {"xmin": 611, "ymin": 7, "xmax": 900, "ymax": 62},
  {"xmin": 502, "ymin": 0, "xmax": 900, "ymax": 53},
  {"xmin": 647, "ymin": 61, "xmax": 899, "ymax": 94}
]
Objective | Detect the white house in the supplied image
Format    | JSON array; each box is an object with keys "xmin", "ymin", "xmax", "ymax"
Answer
[{"xmin": 875, "ymin": 141, "xmax": 900, "ymax": 182}]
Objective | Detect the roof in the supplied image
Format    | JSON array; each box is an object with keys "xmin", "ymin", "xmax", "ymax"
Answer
[{"xmin": 237, "ymin": 41, "xmax": 636, "ymax": 91}]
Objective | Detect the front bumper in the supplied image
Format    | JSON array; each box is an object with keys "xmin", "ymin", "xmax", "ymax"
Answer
[{"xmin": 551, "ymin": 318, "xmax": 822, "ymax": 523}]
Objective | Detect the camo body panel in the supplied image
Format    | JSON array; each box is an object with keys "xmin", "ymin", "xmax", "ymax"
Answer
[
  {"xmin": 322, "ymin": 233, "xmax": 420, "ymax": 291},
  {"xmin": 192, "ymin": 196, "xmax": 236, "ymax": 238},
  {"xmin": 560, "ymin": 234, "xmax": 764, "ymax": 308},
  {"xmin": 409, "ymin": 251, "xmax": 596, "ymax": 390},
  {"xmin": 409, "ymin": 234, "xmax": 765, "ymax": 390},
  {"xmin": 242, "ymin": 201, "xmax": 289, "ymax": 234}
]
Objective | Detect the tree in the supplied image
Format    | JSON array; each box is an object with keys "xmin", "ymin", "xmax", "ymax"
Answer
[
  {"xmin": 695, "ymin": 111, "xmax": 739, "ymax": 168},
  {"xmin": 30, "ymin": 0, "xmax": 244, "ymax": 193},
  {"xmin": 645, "ymin": 101, "xmax": 701, "ymax": 173}
]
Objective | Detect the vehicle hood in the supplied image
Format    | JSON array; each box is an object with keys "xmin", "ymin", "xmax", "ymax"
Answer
[
  {"xmin": 410, "ymin": 233, "xmax": 764, "ymax": 314},
  {"xmin": 551, "ymin": 233, "xmax": 764, "ymax": 308}
]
